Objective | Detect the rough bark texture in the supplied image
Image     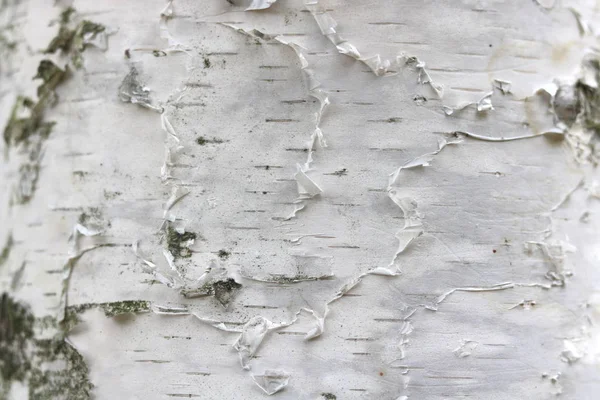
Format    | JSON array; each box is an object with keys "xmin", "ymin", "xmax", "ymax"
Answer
[{"xmin": 1, "ymin": 0, "xmax": 600, "ymax": 399}]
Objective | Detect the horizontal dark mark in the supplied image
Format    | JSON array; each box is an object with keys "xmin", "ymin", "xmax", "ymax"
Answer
[
  {"xmin": 284, "ymin": 148, "xmax": 308, "ymax": 152},
  {"xmin": 300, "ymin": 8, "xmax": 334, "ymax": 12},
  {"xmin": 457, "ymin": 52, "xmax": 488, "ymax": 57},
  {"xmin": 258, "ymin": 79, "xmax": 288, "ymax": 82},
  {"xmin": 254, "ymin": 165, "xmax": 283, "ymax": 169},
  {"xmin": 428, "ymin": 67, "xmax": 479, "ymax": 73},
  {"xmin": 45, "ymin": 270, "xmax": 62, "ymax": 274},
  {"xmin": 367, "ymin": 117, "xmax": 403, "ymax": 123},
  {"xmin": 141, "ymin": 279, "xmax": 161, "ymax": 285},
  {"xmin": 513, "ymin": 69, "xmax": 537, "ymax": 74},
  {"xmin": 392, "ymin": 41, "xmax": 427, "ymax": 45},
  {"xmin": 259, "ymin": 65, "xmax": 288, "ymax": 69},
  {"xmin": 373, "ymin": 318, "xmax": 404, "ymax": 322},
  {"xmin": 185, "ymin": 372, "xmax": 211, "ymax": 376},
  {"xmin": 43, "ymin": 292, "xmax": 56, "ymax": 297},
  {"xmin": 352, "ymin": 352, "xmax": 371, "ymax": 356},
  {"xmin": 172, "ymin": 102, "xmax": 205, "ymax": 108},
  {"xmin": 245, "ymin": 190, "xmax": 274, "ymax": 194},
  {"xmin": 368, "ymin": 188, "xmax": 385, "ymax": 192},
  {"xmin": 513, "ymin": 54, "xmax": 541, "ymax": 60},
  {"xmin": 478, "ymin": 170, "xmax": 505, "ymax": 176},
  {"xmin": 332, "ymin": 203, "xmax": 362, "ymax": 206},
  {"xmin": 51, "ymin": 207, "xmax": 84, "ymax": 212},
  {"xmin": 323, "ymin": 169, "xmax": 348, "ymax": 176},
  {"xmin": 172, "ymin": 164, "xmax": 197, "ymax": 168},
  {"xmin": 471, "ymin": 8, "xmax": 497, "ymax": 12},
  {"xmin": 97, "ymin": 243, "xmax": 132, "ymax": 248},
  {"xmin": 242, "ymin": 210, "xmax": 266, "ymax": 213},
  {"xmin": 206, "ymin": 52, "xmax": 238, "ymax": 55},
  {"xmin": 277, "ymin": 331, "xmax": 306, "ymax": 335},
  {"xmin": 281, "ymin": 99, "xmax": 307, "ymax": 104},
  {"xmin": 243, "ymin": 305, "xmax": 279, "ymax": 309},
  {"xmin": 166, "ymin": 395, "xmax": 201, "ymax": 398},
  {"xmin": 134, "ymin": 360, "xmax": 171, "ymax": 363},
  {"xmin": 265, "ymin": 119, "xmax": 298, "ymax": 122},
  {"xmin": 426, "ymin": 376, "xmax": 474, "ymax": 380},
  {"xmin": 345, "ymin": 337, "xmax": 374, "ymax": 341},
  {"xmin": 349, "ymin": 389, "xmax": 367, "ymax": 392},
  {"xmin": 65, "ymin": 97, "xmax": 102, "ymax": 103},
  {"xmin": 409, "ymin": 384, "xmax": 473, "ymax": 388},
  {"xmin": 328, "ymin": 245, "xmax": 360, "ymax": 249},
  {"xmin": 350, "ymin": 102, "xmax": 374, "ymax": 105},
  {"xmin": 226, "ymin": 226, "xmax": 260, "ymax": 230},
  {"xmin": 393, "ymin": 365, "xmax": 425, "ymax": 370},
  {"xmin": 163, "ymin": 336, "xmax": 191, "ymax": 340},
  {"xmin": 185, "ymin": 83, "xmax": 213, "ymax": 88}
]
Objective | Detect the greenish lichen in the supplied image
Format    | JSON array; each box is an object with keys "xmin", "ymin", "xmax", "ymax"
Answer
[
  {"xmin": 181, "ymin": 278, "xmax": 242, "ymax": 305},
  {"xmin": 59, "ymin": 6, "xmax": 76, "ymax": 25},
  {"xmin": 165, "ymin": 226, "xmax": 197, "ymax": 258},
  {"xmin": 3, "ymin": 95, "xmax": 51, "ymax": 148},
  {"xmin": 0, "ymin": 234, "xmax": 13, "ymax": 267},
  {"xmin": 212, "ymin": 279, "xmax": 242, "ymax": 306},
  {"xmin": 77, "ymin": 207, "xmax": 104, "ymax": 226},
  {"xmin": 45, "ymin": 7, "xmax": 106, "ymax": 69},
  {"xmin": 0, "ymin": 293, "xmax": 93, "ymax": 399},
  {"xmin": 28, "ymin": 338, "xmax": 93, "ymax": 400},
  {"xmin": 217, "ymin": 249, "xmax": 230, "ymax": 260},
  {"xmin": 3, "ymin": 53, "xmax": 67, "ymax": 151},
  {"xmin": 102, "ymin": 301, "xmax": 149, "ymax": 316},
  {"xmin": 67, "ymin": 300, "xmax": 150, "ymax": 318},
  {"xmin": 3, "ymin": 60, "xmax": 68, "ymax": 204},
  {"xmin": 260, "ymin": 274, "xmax": 333, "ymax": 284},
  {"xmin": 0, "ymin": 7, "xmax": 98, "ymax": 206},
  {"xmin": 0, "ymin": 293, "xmax": 35, "ymax": 389}
]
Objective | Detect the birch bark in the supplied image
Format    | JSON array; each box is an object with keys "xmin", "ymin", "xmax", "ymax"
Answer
[{"xmin": 1, "ymin": 0, "xmax": 599, "ymax": 399}]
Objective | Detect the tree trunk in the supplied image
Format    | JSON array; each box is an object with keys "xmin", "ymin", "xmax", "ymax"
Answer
[{"xmin": 1, "ymin": 0, "xmax": 599, "ymax": 399}]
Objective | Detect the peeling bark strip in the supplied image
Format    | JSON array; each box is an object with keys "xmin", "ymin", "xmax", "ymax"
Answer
[{"xmin": 1, "ymin": 0, "xmax": 600, "ymax": 399}]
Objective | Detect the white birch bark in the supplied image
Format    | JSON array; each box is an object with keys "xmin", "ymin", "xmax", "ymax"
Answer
[{"xmin": 1, "ymin": 0, "xmax": 599, "ymax": 399}]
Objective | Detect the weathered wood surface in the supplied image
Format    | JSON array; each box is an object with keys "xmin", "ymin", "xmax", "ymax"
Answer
[{"xmin": 1, "ymin": 0, "xmax": 599, "ymax": 399}]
